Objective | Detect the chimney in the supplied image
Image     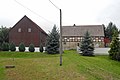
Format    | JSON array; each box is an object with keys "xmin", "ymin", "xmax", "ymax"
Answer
[{"xmin": 73, "ymin": 24, "xmax": 76, "ymax": 27}]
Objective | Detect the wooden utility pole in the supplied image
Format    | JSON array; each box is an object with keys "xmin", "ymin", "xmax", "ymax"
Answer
[
  {"xmin": 49, "ymin": 0, "xmax": 63, "ymax": 66},
  {"xmin": 60, "ymin": 9, "xmax": 62, "ymax": 66}
]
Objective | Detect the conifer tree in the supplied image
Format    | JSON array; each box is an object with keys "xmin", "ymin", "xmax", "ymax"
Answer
[
  {"xmin": 29, "ymin": 43, "xmax": 35, "ymax": 52},
  {"xmin": 46, "ymin": 25, "xmax": 59, "ymax": 54},
  {"xmin": 105, "ymin": 22, "xmax": 119, "ymax": 42},
  {"xmin": 39, "ymin": 44, "xmax": 43, "ymax": 52},
  {"xmin": 2, "ymin": 42, "xmax": 9, "ymax": 51},
  {"xmin": 109, "ymin": 30, "xmax": 120, "ymax": 61},
  {"xmin": 9, "ymin": 42, "xmax": 16, "ymax": 51},
  {"xmin": 80, "ymin": 31, "xmax": 94, "ymax": 56},
  {"xmin": 19, "ymin": 42, "xmax": 25, "ymax": 52}
]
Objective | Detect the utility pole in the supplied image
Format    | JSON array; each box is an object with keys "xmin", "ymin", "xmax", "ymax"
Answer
[
  {"xmin": 49, "ymin": 0, "xmax": 63, "ymax": 66},
  {"xmin": 60, "ymin": 9, "xmax": 62, "ymax": 66}
]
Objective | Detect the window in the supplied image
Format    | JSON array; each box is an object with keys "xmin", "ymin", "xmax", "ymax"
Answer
[
  {"xmin": 28, "ymin": 28, "xmax": 31, "ymax": 32},
  {"xmin": 77, "ymin": 43, "xmax": 79, "ymax": 46},
  {"xmin": 18, "ymin": 28, "xmax": 21, "ymax": 32},
  {"xmin": 67, "ymin": 39, "xmax": 69, "ymax": 42},
  {"xmin": 64, "ymin": 37, "xmax": 67, "ymax": 42},
  {"xmin": 69, "ymin": 37, "xmax": 72, "ymax": 42},
  {"xmin": 64, "ymin": 42, "xmax": 66, "ymax": 45},
  {"xmin": 73, "ymin": 37, "xmax": 75, "ymax": 41},
  {"xmin": 96, "ymin": 37, "xmax": 98, "ymax": 40},
  {"xmin": 99, "ymin": 39, "xmax": 101, "ymax": 42}
]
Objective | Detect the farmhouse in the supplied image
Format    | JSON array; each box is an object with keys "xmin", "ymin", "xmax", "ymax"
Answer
[
  {"xmin": 62, "ymin": 24, "xmax": 105, "ymax": 50},
  {"xmin": 9, "ymin": 15, "xmax": 47, "ymax": 47}
]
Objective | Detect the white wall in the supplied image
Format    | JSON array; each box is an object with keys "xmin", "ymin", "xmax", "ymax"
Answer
[
  {"xmin": 78, "ymin": 48, "xmax": 110, "ymax": 55},
  {"xmin": 94, "ymin": 48, "xmax": 110, "ymax": 55},
  {"xmin": 16, "ymin": 47, "xmax": 110, "ymax": 55},
  {"xmin": 16, "ymin": 47, "xmax": 45, "ymax": 52}
]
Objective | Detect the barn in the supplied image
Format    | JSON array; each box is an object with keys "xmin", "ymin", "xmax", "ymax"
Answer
[
  {"xmin": 9, "ymin": 15, "xmax": 47, "ymax": 47},
  {"xmin": 62, "ymin": 24, "xmax": 105, "ymax": 50}
]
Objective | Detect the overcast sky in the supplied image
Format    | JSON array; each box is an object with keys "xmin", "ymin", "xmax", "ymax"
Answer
[{"xmin": 0, "ymin": 0, "xmax": 120, "ymax": 32}]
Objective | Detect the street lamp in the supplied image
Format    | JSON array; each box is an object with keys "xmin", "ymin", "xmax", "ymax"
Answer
[{"xmin": 49, "ymin": 0, "xmax": 63, "ymax": 66}]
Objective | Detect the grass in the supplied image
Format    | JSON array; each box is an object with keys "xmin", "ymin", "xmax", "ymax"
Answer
[{"xmin": 0, "ymin": 51, "xmax": 120, "ymax": 80}]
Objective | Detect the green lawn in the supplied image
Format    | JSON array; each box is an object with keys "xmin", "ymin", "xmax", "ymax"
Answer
[{"xmin": 0, "ymin": 51, "xmax": 120, "ymax": 80}]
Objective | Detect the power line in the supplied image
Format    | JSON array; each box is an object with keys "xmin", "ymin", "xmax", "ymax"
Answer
[
  {"xmin": 14, "ymin": 0, "xmax": 54, "ymax": 25},
  {"xmin": 49, "ymin": 0, "xmax": 60, "ymax": 10},
  {"xmin": 49, "ymin": 0, "xmax": 63, "ymax": 66}
]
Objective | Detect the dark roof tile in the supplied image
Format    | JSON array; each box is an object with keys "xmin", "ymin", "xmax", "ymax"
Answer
[{"xmin": 62, "ymin": 25, "xmax": 104, "ymax": 36}]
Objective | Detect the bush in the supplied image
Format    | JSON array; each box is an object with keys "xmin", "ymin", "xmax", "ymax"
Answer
[
  {"xmin": 39, "ymin": 44, "xmax": 43, "ymax": 52},
  {"xmin": 29, "ymin": 43, "xmax": 35, "ymax": 52},
  {"xmin": 2, "ymin": 42, "xmax": 9, "ymax": 51},
  {"xmin": 0, "ymin": 43, "xmax": 2, "ymax": 51},
  {"xmin": 9, "ymin": 42, "xmax": 16, "ymax": 51},
  {"xmin": 19, "ymin": 42, "xmax": 25, "ymax": 52}
]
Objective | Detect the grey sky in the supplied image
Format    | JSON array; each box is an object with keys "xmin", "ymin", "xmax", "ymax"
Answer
[{"xmin": 0, "ymin": 0, "xmax": 120, "ymax": 32}]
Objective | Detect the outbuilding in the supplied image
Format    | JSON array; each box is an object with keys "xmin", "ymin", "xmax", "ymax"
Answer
[{"xmin": 9, "ymin": 15, "xmax": 47, "ymax": 47}]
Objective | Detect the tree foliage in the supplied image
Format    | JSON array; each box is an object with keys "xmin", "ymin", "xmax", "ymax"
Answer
[
  {"xmin": 0, "ymin": 26, "xmax": 9, "ymax": 43},
  {"xmin": 0, "ymin": 26, "xmax": 9, "ymax": 50},
  {"xmin": 29, "ymin": 43, "xmax": 35, "ymax": 52},
  {"xmin": 39, "ymin": 44, "xmax": 43, "ymax": 52},
  {"xmin": 2, "ymin": 42, "xmax": 9, "ymax": 51},
  {"xmin": 80, "ymin": 31, "xmax": 94, "ymax": 56},
  {"xmin": 19, "ymin": 42, "xmax": 25, "ymax": 52},
  {"xmin": 105, "ymin": 22, "xmax": 119, "ymax": 42},
  {"xmin": 9, "ymin": 42, "xmax": 16, "ymax": 51},
  {"xmin": 109, "ymin": 30, "xmax": 120, "ymax": 61},
  {"xmin": 46, "ymin": 25, "xmax": 59, "ymax": 54}
]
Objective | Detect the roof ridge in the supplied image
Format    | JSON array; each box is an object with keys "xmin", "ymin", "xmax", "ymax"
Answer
[
  {"xmin": 63, "ymin": 25, "xmax": 103, "ymax": 27},
  {"xmin": 11, "ymin": 15, "xmax": 47, "ymax": 35}
]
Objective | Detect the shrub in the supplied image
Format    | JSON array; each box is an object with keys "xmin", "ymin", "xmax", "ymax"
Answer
[
  {"xmin": 9, "ymin": 42, "xmax": 16, "ymax": 51},
  {"xmin": 2, "ymin": 42, "xmax": 9, "ymax": 51},
  {"xmin": 29, "ymin": 43, "xmax": 35, "ymax": 52},
  {"xmin": 0, "ymin": 43, "xmax": 2, "ymax": 51},
  {"xmin": 19, "ymin": 42, "xmax": 25, "ymax": 52},
  {"xmin": 39, "ymin": 44, "xmax": 43, "ymax": 52}
]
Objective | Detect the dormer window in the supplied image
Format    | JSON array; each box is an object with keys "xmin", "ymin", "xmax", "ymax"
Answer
[
  {"xmin": 28, "ymin": 28, "xmax": 31, "ymax": 32},
  {"xmin": 18, "ymin": 28, "xmax": 21, "ymax": 32}
]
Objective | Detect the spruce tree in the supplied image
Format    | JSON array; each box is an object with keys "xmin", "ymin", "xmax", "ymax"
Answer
[
  {"xmin": 9, "ymin": 42, "xmax": 16, "ymax": 51},
  {"xmin": 46, "ymin": 25, "xmax": 59, "ymax": 54},
  {"xmin": 80, "ymin": 31, "xmax": 94, "ymax": 56},
  {"xmin": 105, "ymin": 22, "xmax": 119, "ymax": 42},
  {"xmin": 108, "ymin": 31, "xmax": 120, "ymax": 60},
  {"xmin": 105, "ymin": 22, "xmax": 113, "ymax": 42}
]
